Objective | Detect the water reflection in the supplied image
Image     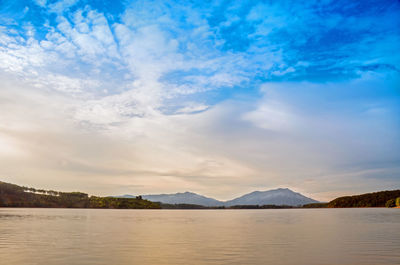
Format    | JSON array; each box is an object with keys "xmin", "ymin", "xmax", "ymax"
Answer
[{"xmin": 0, "ymin": 208, "xmax": 399, "ymax": 265}]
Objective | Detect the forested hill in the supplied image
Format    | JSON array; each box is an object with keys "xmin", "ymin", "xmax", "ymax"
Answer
[
  {"xmin": 0, "ymin": 181, "xmax": 160, "ymax": 209},
  {"xmin": 328, "ymin": 190, "xmax": 400, "ymax": 208}
]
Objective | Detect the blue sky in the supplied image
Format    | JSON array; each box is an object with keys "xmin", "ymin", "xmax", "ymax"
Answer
[{"xmin": 0, "ymin": 0, "xmax": 399, "ymax": 200}]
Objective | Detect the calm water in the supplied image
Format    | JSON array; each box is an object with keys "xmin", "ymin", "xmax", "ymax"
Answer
[{"xmin": 0, "ymin": 208, "xmax": 399, "ymax": 265}]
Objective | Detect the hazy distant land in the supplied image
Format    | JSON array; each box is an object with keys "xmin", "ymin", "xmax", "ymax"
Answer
[
  {"xmin": 118, "ymin": 188, "xmax": 319, "ymax": 207},
  {"xmin": 1, "ymin": 180, "xmax": 399, "ymax": 209}
]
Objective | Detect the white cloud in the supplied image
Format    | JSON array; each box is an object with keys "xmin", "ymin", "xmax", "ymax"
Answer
[
  {"xmin": 48, "ymin": 0, "xmax": 80, "ymax": 14},
  {"xmin": 1, "ymin": 2, "xmax": 273, "ymax": 124},
  {"xmin": 242, "ymin": 100, "xmax": 295, "ymax": 132},
  {"xmin": 175, "ymin": 103, "xmax": 209, "ymax": 114},
  {"xmin": 34, "ymin": 0, "xmax": 47, "ymax": 7}
]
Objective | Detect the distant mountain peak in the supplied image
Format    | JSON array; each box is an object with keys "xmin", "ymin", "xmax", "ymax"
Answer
[
  {"xmin": 272, "ymin": 188, "xmax": 291, "ymax": 191},
  {"xmin": 224, "ymin": 188, "xmax": 318, "ymax": 207},
  {"xmin": 181, "ymin": 191, "xmax": 196, "ymax": 195}
]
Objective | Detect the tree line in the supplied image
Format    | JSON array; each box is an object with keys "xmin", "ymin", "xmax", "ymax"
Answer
[
  {"xmin": 327, "ymin": 190, "xmax": 400, "ymax": 208},
  {"xmin": 0, "ymin": 181, "xmax": 161, "ymax": 209}
]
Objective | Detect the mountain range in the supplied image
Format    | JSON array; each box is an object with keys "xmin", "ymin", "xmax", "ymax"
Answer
[{"xmin": 118, "ymin": 188, "xmax": 319, "ymax": 206}]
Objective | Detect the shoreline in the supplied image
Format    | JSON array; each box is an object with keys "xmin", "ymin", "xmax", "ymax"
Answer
[{"xmin": 0, "ymin": 206, "xmax": 393, "ymax": 210}]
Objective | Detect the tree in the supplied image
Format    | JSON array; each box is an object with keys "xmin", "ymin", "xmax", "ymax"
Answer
[{"xmin": 386, "ymin": 199, "xmax": 395, "ymax": 208}]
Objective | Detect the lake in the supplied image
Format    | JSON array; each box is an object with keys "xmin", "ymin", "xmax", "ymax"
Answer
[{"xmin": 0, "ymin": 208, "xmax": 399, "ymax": 265}]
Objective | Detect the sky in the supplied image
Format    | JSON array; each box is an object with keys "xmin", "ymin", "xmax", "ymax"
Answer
[{"xmin": 0, "ymin": 0, "xmax": 399, "ymax": 201}]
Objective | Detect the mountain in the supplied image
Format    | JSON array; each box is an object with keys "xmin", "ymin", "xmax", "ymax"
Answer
[
  {"xmin": 143, "ymin": 192, "xmax": 224, "ymax": 207},
  {"xmin": 115, "ymin": 194, "xmax": 136, "ymax": 198},
  {"xmin": 224, "ymin": 188, "xmax": 319, "ymax": 206},
  {"xmin": 119, "ymin": 188, "xmax": 318, "ymax": 207}
]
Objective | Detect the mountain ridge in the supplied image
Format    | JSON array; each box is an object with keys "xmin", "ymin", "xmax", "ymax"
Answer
[
  {"xmin": 142, "ymin": 191, "xmax": 224, "ymax": 207},
  {"xmin": 224, "ymin": 188, "xmax": 318, "ymax": 206},
  {"xmin": 117, "ymin": 188, "xmax": 319, "ymax": 207}
]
